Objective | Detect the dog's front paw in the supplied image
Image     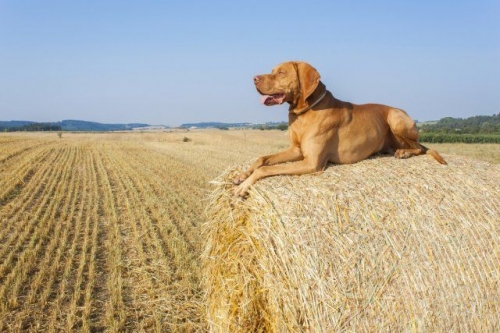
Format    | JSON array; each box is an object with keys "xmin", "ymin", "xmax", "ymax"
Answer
[
  {"xmin": 233, "ymin": 184, "xmax": 248, "ymax": 197},
  {"xmin": 233, "ymin": 172, "xmax": 250, "ymax": 185},
  {"xmin": 233, "ymin": 178, "xmax": 254, "ymax": 197}
]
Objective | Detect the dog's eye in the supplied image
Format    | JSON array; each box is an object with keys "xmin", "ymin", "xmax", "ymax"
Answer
[{"xmin": 278, "ymin": 71, "xmax": 286, "ymax": 76}]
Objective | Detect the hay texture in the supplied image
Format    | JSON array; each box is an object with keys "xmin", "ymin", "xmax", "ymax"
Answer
[{"xmin": 202, "ymin": 155, "xmax": 500, "ymax": 332}]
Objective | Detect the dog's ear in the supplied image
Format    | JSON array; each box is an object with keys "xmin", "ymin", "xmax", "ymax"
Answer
[{"xmin": 295, "ymin": 62, "xmax": 321, "ymax": 101}]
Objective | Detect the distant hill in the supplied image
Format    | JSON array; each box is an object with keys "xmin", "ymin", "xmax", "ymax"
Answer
[
  {"xmin": 58, "ymin": 120, "xmax": 149, "ymax": 131},
  {"xmin": 0, "ymin": 120, "xmax": 151, "ymax": 132},
  {"xmin": 180, "ymin": 122, "xmax": 252, "ymax": 129},
  {"xmin": 0, "ymin": 121, "xmax": 35, "ymax": 128}
]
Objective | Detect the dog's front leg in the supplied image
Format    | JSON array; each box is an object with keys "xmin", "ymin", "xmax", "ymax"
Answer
[
  {"xmin": 234, "ymin": 158, "xmax": 324, "ymax": 197},
  {"xmin": 233, "ymin": 146, "xmax": 303, "ymax": 185}
]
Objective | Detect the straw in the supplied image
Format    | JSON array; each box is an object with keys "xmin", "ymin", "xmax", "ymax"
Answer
[{"xmin": 202, "ymin": 155, "xmax": 500, "ymax": 332}]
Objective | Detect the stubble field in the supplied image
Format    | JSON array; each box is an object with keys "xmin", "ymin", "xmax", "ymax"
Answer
[{"xmin": 0, "ymin": 130, "xmax": 499, "ymax": 332}]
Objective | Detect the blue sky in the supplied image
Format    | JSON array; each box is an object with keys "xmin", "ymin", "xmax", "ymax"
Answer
[{"xmin": 0, "ymin": 1, "xmax": 498, "ymax": 126}]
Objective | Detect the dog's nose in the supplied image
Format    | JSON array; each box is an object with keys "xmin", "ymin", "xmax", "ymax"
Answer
[{"xmin": 253, "ymin": 75, "xmax": 261, "ymax": 84}]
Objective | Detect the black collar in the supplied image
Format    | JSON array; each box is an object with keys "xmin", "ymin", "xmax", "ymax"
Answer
[{"xmin": 291, "ymin": 90, "xmax": 328, "ymax": 116}]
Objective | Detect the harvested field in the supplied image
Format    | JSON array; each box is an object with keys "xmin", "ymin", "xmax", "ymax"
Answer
[
  {"xmin": 203, "ymin": 155, "xmax": 500, "ymax": 332},
  {"xmin": 426, "ymin": 143, "xmax": 500, "ymax": 164},
  {"xmin": 0, "ymin": 133, "xmax": 204, "ymax": 331},
  {"xmin": 0, "ymin": 130, "xmax": 281, "ymax": 332},
  {"xmin": 0, "ymin": 130, "xmax": 499, "ymax": 332}
]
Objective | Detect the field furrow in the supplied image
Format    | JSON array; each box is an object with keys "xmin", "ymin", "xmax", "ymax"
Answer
[
  {"xmin": 0, "ymin": 143, "xmax": 66, "ymax": 246},
  {"xmin": 14, "ymin": 144, "xmax": 82, "ymax": 330},
  {"xmin": 42, "ymin": 143, "xmax": 92, "ymax": 332},
  {"xmin": 106, "ymin": 144, "xmax": 198, "ymax": 330},
  {"xmin": 0, "ymin": 136, "xmax": 52, "ymax": 163},
  {"xmin": 0, "ymin": 145, "xmax": 68, "ymax": 285},
  {"xmin": 93, "ymin": 147, "xmax": 127, "ymax": 331},
  {"xmin": 0, "ymin": 142, "xmax": 55, "ymax": 209},
  {"xmin": 76, "ymin": 146, "xmax": 102, "ymax": 332},
  {"xmin": 119, "ymin": 146, "xmax": 206, "ymax": 242},
  {"xmin": 86, "ymin": 141, "xmax": 205, "ymax": 331},
  {"xmin": 117, "ymin": 147, "xmax": 206, "ymax": 278},
  {"xmin": 84, "ymin": 146, "xmax": 113, "ymax": 332},
  {"xmin": 0, "ymin": 144, "xmax": 77, "ymax": 329},
  {"xmin": 100, "ymin": 147, "xmax": 165, "ymax": 330}
]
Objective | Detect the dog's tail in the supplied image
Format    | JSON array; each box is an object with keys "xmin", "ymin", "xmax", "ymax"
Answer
[{"xmin": 420, "ymin": 144, "xmax": 447, "ymax": 165}]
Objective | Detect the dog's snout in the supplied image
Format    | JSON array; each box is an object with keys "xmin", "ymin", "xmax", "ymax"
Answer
[{"xmin": 253, "ymin": 75, "xmax": 261, "ymax": 84}]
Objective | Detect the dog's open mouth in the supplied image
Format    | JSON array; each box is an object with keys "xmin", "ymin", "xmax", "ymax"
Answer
[{"xmin": 261, "ymin": 93, "xmax": 286, "ymax": 106}]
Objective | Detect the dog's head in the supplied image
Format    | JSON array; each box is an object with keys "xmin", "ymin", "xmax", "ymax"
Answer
[{"xmin": 254, "ymin": 61, "xmax": 323, "ymax": 112}]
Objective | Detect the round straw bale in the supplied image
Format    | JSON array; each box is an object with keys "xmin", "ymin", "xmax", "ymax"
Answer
[{"xmin": 202, "ymin": 155, "xmax": 500, "ymax": 332}]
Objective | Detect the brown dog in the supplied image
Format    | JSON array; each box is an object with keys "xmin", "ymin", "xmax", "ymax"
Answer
[{"xmin": 233, "ymin": 61, "xmax": 446, "ymax": 196}]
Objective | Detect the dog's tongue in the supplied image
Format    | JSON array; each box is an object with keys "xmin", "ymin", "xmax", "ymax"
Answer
[
  {"xmin": 260, "ymin": 94, "xmax": 284, "ymax": 106},
  {"xmin": 261, "ymin": 95, "xmax": 273, "ymax": 105}
]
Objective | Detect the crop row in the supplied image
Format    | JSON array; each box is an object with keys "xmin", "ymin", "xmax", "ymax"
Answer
[{"xmin": 0, "ymin": 136, "xmax": 210, "ymax": 331}]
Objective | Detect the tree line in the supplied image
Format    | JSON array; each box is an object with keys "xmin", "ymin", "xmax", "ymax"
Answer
[
  {"xmin": 1, "ymin": 123, "xmax": 62, "ymax": 132},
  {"xmin": 419, "ymin": 114, "xmax": 500, "ymax": 134},
  {"xmin": 419, "ymin": 133, "xmax": 500, "ymax": 143},
  {"xmin": 418, "ymin": 113, "xmax": 500, "ymax": 143}
]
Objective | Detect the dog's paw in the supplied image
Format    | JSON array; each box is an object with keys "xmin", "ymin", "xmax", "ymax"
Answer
[
  {"xmin": 233, "ymin": 183, "xmax": 249, "ymax": 197},
  {"xmin": 395, "ymin": 149, "xmax": 411, "ymax": 159},
  {"xmin": 233, "ymin": 172, "xmax": 249, "ymax": 185},
  {"xmin": 233, "ymin": 177, "xmax": 254, "ymax": 197}
]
